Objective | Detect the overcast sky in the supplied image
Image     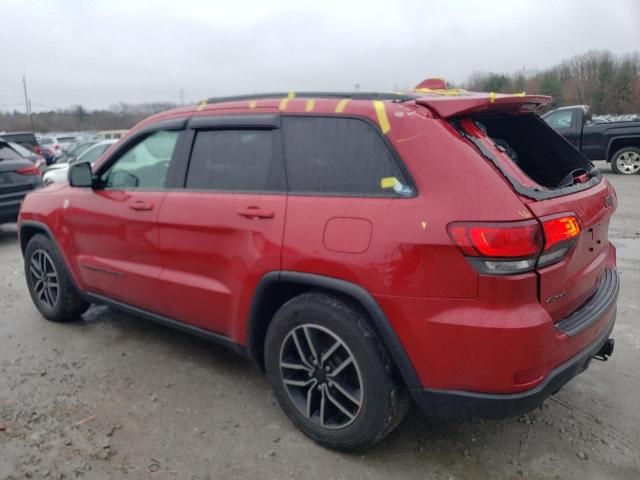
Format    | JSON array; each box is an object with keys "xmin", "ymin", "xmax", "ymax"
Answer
[{"xmin": 1, "ymin": 0, "xmax": 638, "ymax": 111}]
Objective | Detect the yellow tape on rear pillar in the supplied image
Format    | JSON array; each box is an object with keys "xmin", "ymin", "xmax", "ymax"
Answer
[{"xmin": 373, "ymin": 100, "xmax": 390, "ymax": 134}]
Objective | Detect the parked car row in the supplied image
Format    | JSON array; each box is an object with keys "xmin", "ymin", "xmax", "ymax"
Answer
[
  {"xmin": 43, "ymin": 140, "xmax": 117, "ymax": 185},
  {"xmin": 0, "ymin": 130, "xmax": 128, "ymax": 167}
]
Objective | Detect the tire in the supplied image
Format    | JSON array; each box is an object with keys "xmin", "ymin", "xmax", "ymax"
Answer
[
  {"xmin": 611, "ymin": 147, "xmax": 640, "ymax": 175},
  {"xmin": 264, "ymin": 292, "xmax": 410, "ymax": 450},
  {"xmin": 24, "ymin": 234, "xmax": 90, "ymax": 322}
]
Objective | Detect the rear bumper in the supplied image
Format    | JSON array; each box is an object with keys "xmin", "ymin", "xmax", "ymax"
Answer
[{"xmin": 411, "ymin": 294, "xmax": 617, "ymax": 420}]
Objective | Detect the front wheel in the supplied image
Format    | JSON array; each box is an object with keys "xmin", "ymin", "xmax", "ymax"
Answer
[
  {"xmin": 611, "ymin": 147, "xmax": 640, "ymax": 175},
  {"xmin": 264, "ymin": 292, "xmax": 409, "ymax": 450},
  {"xmin": 24, "ymin": 234, "xmax": 89, "ymax": 322}
]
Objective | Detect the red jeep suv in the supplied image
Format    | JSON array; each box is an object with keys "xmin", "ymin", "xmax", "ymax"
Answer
[{"xmin": 18, "ymin": 86, "xmax": 619, "ymax": 449}]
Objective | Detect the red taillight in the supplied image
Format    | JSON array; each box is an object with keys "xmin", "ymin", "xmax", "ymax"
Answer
[
  {"xmin": 538, "ymin": 215, "xmax": 581, "ymax": 267},
  {"xmin": 448, "ymin": 221, "xmax": 542, "ymax": 258},
  {"xmin": 16, "ymin": 165, "xmax": 42, "ymax": 176},
  {"xmin": 542, "ymin": 216, "xmax": 581, "ymax": 251},
  {"xmin": 449, "ymin": 215, "xmax": 582, "ymax": 275},
  {"xmin": 448, "ymin": 221, "xmax": 542, "ymax": 275}
]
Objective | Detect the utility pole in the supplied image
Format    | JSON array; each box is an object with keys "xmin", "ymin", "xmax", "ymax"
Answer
[
  {"xmin": 179, "ymin": 87, "xmax": 184, "ymax": 106},
  {"xmin": 22, "ymin": 75, "xmax": 35, "ymax": 132}
]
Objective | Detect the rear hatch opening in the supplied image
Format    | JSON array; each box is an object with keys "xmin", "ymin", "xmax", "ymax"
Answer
[
  {"xmin": 449, "ymin": 113, "xmax": 615, "ymax": 323},
  {"xmin": 415, "ymin": 92, "xmax": 615, "ymax": 322},
  {"xmin": 455, "ymin": 114, "xmax": 601, "ymax": 200}
]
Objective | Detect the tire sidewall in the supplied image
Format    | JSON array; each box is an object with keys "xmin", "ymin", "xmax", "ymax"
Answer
[
  {"xmin": 265, "ymin": 294, "xmax": 398, "ymax": 449},
  {"xmin": 24, "ymin": 234, "xmax": 83, "ymax": 322},
  {"xmin": 612, "ymin": 147, "xmax": 640, "ymax": 175}
]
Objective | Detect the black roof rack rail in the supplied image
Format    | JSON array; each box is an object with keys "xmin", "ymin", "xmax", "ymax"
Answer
[{"xmin": 204, "ymin": 91, "xmax": 418, "ymax": 105}]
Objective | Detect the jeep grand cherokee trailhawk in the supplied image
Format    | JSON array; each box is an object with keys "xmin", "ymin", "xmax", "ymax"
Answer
[{"xmin": 18, "ymin": 82, "xmax": 618, "ymax": 449}]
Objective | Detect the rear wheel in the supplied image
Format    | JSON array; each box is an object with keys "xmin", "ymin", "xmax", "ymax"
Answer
[
  {"xmin": 24, "ymin": 234, "xmax": 89, "ymax": 322},
  {"xmin": 264, "ymin": 292, "xmax": 409, "ymax": 450},
  {"xmin": 611, "ymin": 147, "xmax": 640, "ymax": 175}
]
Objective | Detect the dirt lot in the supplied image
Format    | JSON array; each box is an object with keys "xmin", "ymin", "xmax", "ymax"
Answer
[{"xmin": 1, "ymin": 163, "xmax": 639, "ymax": 480}]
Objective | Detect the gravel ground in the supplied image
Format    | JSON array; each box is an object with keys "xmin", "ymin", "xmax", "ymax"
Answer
[{"xmin": 1, "ymin": 162, "xmax": 639, "ymax": 480}]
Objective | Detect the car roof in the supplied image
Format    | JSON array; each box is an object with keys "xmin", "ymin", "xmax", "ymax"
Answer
[{"xmin": 141, "ymin": 89, "xmax": 551, "ymax": 124}]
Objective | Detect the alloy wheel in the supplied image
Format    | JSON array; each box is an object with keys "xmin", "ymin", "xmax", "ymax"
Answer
[
  {"xmin": 279, "ymin": 324, "xmax": 363, "ymax": 429},
  {"xmin": 29, "ymin": 249, "xmax": 59, "ymax": 309},
  {"xmin": 616, "ymin": 151, "xmax": 640, "ymax": 174}
]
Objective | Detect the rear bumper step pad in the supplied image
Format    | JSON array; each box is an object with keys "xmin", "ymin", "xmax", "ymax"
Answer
[{"xmin": 555, "ymin": 267, "xmax": 619, "ymax": 337}]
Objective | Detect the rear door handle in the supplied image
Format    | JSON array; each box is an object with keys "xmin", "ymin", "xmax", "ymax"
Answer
[
  {"xmin": 129, "ymin": 200, "xmax": 154, "ymax": 211},
  {"xmin": 237, "ymin": 207, "xmax": 275, "ymax": 219}
]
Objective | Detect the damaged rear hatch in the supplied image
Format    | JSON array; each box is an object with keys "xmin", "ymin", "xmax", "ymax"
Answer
[{"xmin": 417, "ymin": 92, "xmax": 617, "ymax": 323}]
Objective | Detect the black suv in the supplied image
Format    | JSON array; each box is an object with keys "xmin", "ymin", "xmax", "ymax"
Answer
[{"xmin": 0, "ymin": 140, "xmax": 42, "ymax": 224}]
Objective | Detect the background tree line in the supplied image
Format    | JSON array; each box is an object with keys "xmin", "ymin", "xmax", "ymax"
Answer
[
  {"xmin": 0, "ymin": 102, "xmax": 177, "ymax": 134},
  {"xmin": 465, "ymin": 50, "xmax": 640, "ymax": 113},
  {"xmin": 1, "ymin": 50, "xmax": 639, "ymax": 134}
]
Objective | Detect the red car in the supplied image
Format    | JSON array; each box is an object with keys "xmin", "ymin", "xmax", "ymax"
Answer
[{"xmin": 18, "ymin": 84, "xmax": 619, "ymax": 449}]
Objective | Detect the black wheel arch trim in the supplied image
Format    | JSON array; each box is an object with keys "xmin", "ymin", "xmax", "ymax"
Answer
[
  {"xmin": 606, "ymin": 136, "xmax": 640, "ymax": 160},
  {"xmin": 247, "ymin": 271, "xmax": 421, "ymax": 389},
  {"xmin": 19, "ymin": 220, "xmax": 57, "ymax": 255},
  {"xmin": 19, "ymin": 219, "xmax": 84, "ymax": 294}
]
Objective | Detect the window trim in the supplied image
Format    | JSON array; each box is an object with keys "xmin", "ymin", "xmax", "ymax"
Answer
[
  {"xmin": 281, "ymin": 113, "xmax": 417, "ymax": 198},
  {"xmin": 173, "ymin": 113, "xmax": 418, "ymax": 198},
  {"xmin": 176, "ymin": 118, "xmax": 287, "ymax": 194}
]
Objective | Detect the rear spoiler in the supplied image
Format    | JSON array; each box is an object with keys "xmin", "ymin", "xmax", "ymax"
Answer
[{"xmin": 414, "ymin": 92, "xmax": 552, "ymax": 118}]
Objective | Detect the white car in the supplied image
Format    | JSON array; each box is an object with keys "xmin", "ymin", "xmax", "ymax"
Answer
[{"xmin": 43, "ymin": 140, "xmax": 116, "ymax": 185}]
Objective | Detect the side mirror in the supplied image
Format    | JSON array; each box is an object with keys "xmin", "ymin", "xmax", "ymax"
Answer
[{"xmin": 68, "ymin": 162, "xmax": 93, "ymax": 187}]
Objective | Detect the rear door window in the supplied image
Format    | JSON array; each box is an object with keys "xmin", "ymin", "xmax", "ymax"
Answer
[
  {"xmin": 543, "ymin": 110, "xmax": 574, "ymax": 130},
  {"xmin": 282, "ymin": 116, "xmax": 410, "ymax": 196},
  {"xmin": 185, "ymin": 130, "xmax": 285, "ymax": 192}
]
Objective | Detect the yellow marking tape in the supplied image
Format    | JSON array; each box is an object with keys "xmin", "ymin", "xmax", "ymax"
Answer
[
  {"xmin": 197, "ymin": 99, "xmax": 207, "ymax": 111},
  {"xmin": 279, "ymin": 91, "xmax": 296, "ymax": 111},
  {"xmin": 380, "ymin": 176, "xmax": 400, "ymax": 189},
  {"xmin": 489, "ymin": 92, "xmax": 497, "ymax": 104},
  {"xmin": 373, "ymin": 100, "xmax": 390, "ymax": 134},
  {"xmin": 335, "ymin": 99, "xmax": 349, "ymax": 113},
  {"xmin": 305, "ymin": 99, "xmax": 315, "ymax": 112},
  {"xmin": 413, "ymin": 88, "xmax": 465, "ymax": 96},
  {"xmin": 513, "ymin": 91, "xmax": 526, "ymax": 97}
]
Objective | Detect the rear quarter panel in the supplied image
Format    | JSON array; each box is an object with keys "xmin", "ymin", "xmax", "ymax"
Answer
[{"xmin": 282, "ymin": 104, "xmax": 534, "ymax": 299}]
